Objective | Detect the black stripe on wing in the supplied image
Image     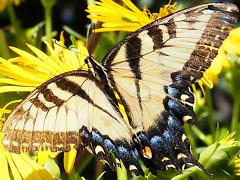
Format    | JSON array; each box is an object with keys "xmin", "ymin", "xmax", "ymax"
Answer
[
  {"xmin": 147, "ymin": 26, "xmax": 163, "ymax": 49},
  {"xmin": 126, "ymin": 36, "xmax": 143, "ymax": 110},
  {"xmin": 42, "ymin": 88, "xmax": 64, "ymax": 106},
  {"xmin": 54, "ymin": 77, "xmax": 119, "ymax": 121},
  {"xmin": 165, "ymin": 19, "xmax": 177, "ymax": 39}
]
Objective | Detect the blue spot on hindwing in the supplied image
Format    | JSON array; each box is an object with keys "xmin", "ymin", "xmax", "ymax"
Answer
[
  {"xmin": 150, "ymin": 135, "xmax": 164, "ymax": 151},
  {"xmin": 92, "ymin": 131, "xmax": 103, "ymax": 143},
  {"xmin": 168, "ymin": 99, "xmax": 177, "ymax": 109},
  {"xmin": 167, "ymin": 115, "xmax": 181, "ymax": 129},
  {"xmin": 165, "ymin": 86, "xmax": 179, "ymax": 96},
  {"xmin": 118, "ymin": 146, "xmax": 130, "ymax": 160},
  {"xmin": 163, "ymin": 130, "xmax": 175, "ymax": 144},
  {"xmin": 133, "ymin": 148, "xmax": 140, "ymax": 159},
  {"xmin": 80, "ymin": 127, "xmax": 90, "ymax": 145},
  {"xmin": 137, "ymin": 132, "xmax": 149, "ymax": 142},
  {"xmin": 104, "ymin": 139, "xmax": 117, "ymax": 154}
]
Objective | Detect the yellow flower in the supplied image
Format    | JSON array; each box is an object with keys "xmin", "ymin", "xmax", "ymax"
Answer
[
  {"xmin": 222, "ymin": 27, "xmax": 240, "ymax": 55},
  {"xmin": 0, "ymin": 100, "xmax": 21, "ymax": 131},
  {"xmin": 86, "ymin": 0, "xmax": 181, "ymax": 32},
  {"xmin": 219, "ymin": 132, "xmax": 237, "ymax": 146},
  {"xmin": 0, "ymin": 0, "xmax": 21, "ymax": 12},
  {"xmin": 0, "ymin": 133, "xmax": 53, "ymax": 180},
  {"xmin": 0, "ymin": 32, "xmax": 89, "ymax": 174},
  {"xmin": 0, "ymin": 32, "xmax": 88, "ymax": 93},
  {"xmin": 197, "ymin": 27, "xmax": 240, "ymax": 90}
]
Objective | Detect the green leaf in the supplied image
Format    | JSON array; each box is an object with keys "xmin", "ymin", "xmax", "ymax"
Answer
[
  {"xmin": 68, "ymin": 168, "xmax": 83, "ymax": 180},
  {"xmin": 44, "ymin": 158, "xmax": 61, "ymax": 180}
]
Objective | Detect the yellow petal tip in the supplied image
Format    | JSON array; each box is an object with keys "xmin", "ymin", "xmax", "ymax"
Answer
[{"xmin": 64, "ymin": 145, "xmax": 77, "ymax": 174}]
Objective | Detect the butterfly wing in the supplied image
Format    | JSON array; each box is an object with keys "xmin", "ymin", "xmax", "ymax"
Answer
[
  {"xmin": 2, "ymin": 70, "xmax": 144, "ymax": 174},
  {"xmin": 103, "ymin": 3, "xmax": 238, "ymax": 173}
]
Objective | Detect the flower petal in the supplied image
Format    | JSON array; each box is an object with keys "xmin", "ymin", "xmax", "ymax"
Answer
[
  {"xmin": 11, "ymin": 153, "xmax": 42, "ymax": 180},
  {"xmin": 20, "ymin": 153, "xmax": 53, "ymax": 180},
  {"xmin": 9, "ymin": 47, "xmax": 54, "ymax": 75},
  {"xmin": 5, "ymin": 151, "xmax": 23, "ymax": 180},
  {"xmin": 0, "ymin": 144, "xmax": 11, "ymax": 180},
  {"xmin": 0, "ymin": 57, "xmax": 45, "ymax": 83},
  {"xmin": 38, "ymin": 150, "xmax": 50, "ymax": 166},
  {"xmin": 26, "ymin": 44, "xmax": 62, "ymax": 74},
  {"xmin": 0, "ymin": 78, "xmax": 41, "ymax": 86},
  {"xmin": 0, "ymin": 86, "xmax": 34, "ymax": 93},
  {"xmin": 86, "ymin": 0, "xmax": 180, "ymax": 32},
  {"xmin": 64, "ymin": 145, "xmax": 77, "ymax": 174}
]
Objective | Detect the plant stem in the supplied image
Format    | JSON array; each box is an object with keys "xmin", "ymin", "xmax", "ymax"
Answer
[
  {"xmin": 229, "ymin": 56, "xmax": 240, "ymax": 138},
  {"xmin": 95, "ymin": 161, "xmax": 104, "ymax": 180},
  {"xmin": 184, "ymin": 125, "xmax": 197, "ymax": 155},
  {"xmin": 45, "ymin": 5, "xmax": 52, "ymax": 44},
  {"xmin": 231, "ymin": 98, "xmax": 239, "ymax": 135},
  {"xmin": 192, "ymin": 125, "xmax": 211, "ymax": 145},
  {"xmin": 41, "ymin": 0, "xmax": 57, "ymax": 45},
  {"xmin": 0, "ymin": 30, "xmax": 11, "ymax": 59},
  {"xmin": 206, "ymin": 88, "xmax": 215, "ymax": 135},
  {"xmin": 75, "ymin": 151, "xmax": 92, "ymax": 174},
  {"xmin": 230, "ymin": 61, "xmax": 240, "ymax": 137},
  {"xmin": 6, "ymin": 1, "xmax": 23, "ymax": 47}
]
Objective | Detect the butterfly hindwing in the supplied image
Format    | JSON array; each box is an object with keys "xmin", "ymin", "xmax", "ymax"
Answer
[{"xmin": 2, "ymin": 70, "xmax": 144, "ymax": 175}]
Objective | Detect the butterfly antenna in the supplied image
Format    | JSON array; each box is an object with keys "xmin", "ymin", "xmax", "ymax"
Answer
[
  {"xmin": 92, "ymin": 24, "xmax": 96, "ymax": 56},
  {"xmin": 86, "ymin": 23, "xmax": 95, "ymax": 56},
  {"xmin": 190, "ymin": 0, "xmax": 198, "ymax": 7},
  {"xmin": 53, "ymin": 39, "xmax": 89, "ymax": 57},
  {"xmin": 52, "ymin": 38, "xmax": 90, "ymax": 70}
]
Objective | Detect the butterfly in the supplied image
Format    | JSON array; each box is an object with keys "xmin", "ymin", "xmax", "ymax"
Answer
[{"xmin": 2, "ymin": 2, "xmax": 239, "ymax": 176}]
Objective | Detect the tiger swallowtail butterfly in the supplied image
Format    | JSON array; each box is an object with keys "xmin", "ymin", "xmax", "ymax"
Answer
[{"xmin": 2, "ymin": 2, "xmax": 239, "ymax": 176}]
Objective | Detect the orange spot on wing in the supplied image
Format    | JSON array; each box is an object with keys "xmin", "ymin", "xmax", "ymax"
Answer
[{"xmin": 141, "ymin": 146, "xmax": 152, "ymax": 159}]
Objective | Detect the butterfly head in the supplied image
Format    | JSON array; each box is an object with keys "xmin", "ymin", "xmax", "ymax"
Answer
[
  {"xmin": 84, "ymin": 56, "xmax": 104, "ymax": 71},
  {"xmin": 84, "ymin": 56, "xmax": 94, "ymax": 69}
]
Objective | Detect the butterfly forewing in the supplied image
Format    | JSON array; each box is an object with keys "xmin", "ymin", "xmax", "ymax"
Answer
[
  {"xmin": 104, "ymin": 2, "xmax": 238, "ymax": 131},
  {"xmin": 103, "ymin": 3, "xmax": 238, "ymax": 173}
]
